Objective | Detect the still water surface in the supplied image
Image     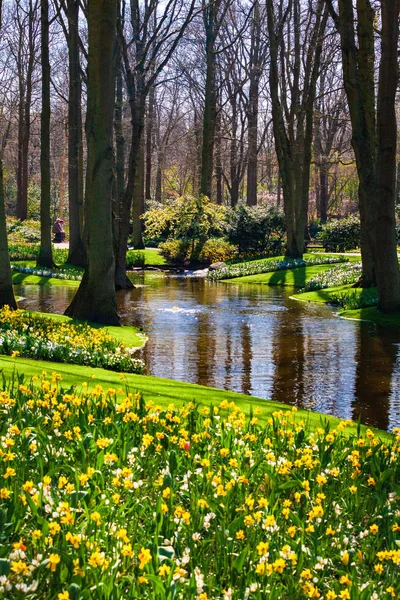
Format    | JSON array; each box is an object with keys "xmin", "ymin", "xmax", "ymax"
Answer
[{"xmin": 15, "ymin": 273, "xmax": 400, "ymax": 431}]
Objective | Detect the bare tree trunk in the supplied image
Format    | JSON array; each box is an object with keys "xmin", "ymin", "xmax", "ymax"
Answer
[
  {"xmin": 266, "ymin": 0, "xmax": 327, "ymax": 258},
  {"xmin": 16, "ymin": 0, "xmax": 36, "ymax": 222},
  {"xmin": 67, "ymin": 0, "xmax": 85, "ymax": 266},
  {"xmin": 114, "ymin": 47, "xmax": 125, "ymax": 212},
  {"xmin": 131, "ymin": 134, "xmax": 145, "ymax": 248},
  {"xmin": 319, "ymin": 167, "xmax": 328, "ymax": 223},
  {"xmin": 375, "ymin": 0, "xmax": 400, "ymax": 312},
  {"xmin": 0, "ymin": 1, "xmax": 17, "ymax": 309},
  {"xmin": 246, "ymin": 0, "xmax": 261, "ymax": 207},
  {"xmin": 37, "ymin": 0, "xmax": 55, "ymax": 268},
  {"xmin": 215, "ymin": 109, "xmax": 223, "ymax": 204},
  {"xmin": 328, "ymin": 0, "xmax": 376, "ymax": 285},
  {"xmin": 145, "ymin": 84, "xmax": 155, "ymax": 201},
  {"xmin": 200, "ymin": 31, "xmax": 217, "ymax": 199},
  {"xmin": 200, "ymin": 1, "xmax": 223, "ymax": 199},
  {"xmin": 229, "ymin": 95, "xmax": 239, "ymax": 207},
  {"xmin": 65, "ymin": 0, "xmax": 119, "ymax": 325},
  {"xmin": 0, "ymin": 158, "xmax": 17, "ymax": 309}
]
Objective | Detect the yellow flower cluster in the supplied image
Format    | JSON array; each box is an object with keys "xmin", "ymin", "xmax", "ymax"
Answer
[{"xmin": 0, "ymin": 372, "xmax": 399, "ymax": 598}]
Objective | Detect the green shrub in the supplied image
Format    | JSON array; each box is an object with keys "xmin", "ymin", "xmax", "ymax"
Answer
[
  {"xmin": 126, "ymin": 250, "xmax": 145, "ymax": 268},
  {"xmin": 329, "ymin": 287, "xmax": 378, "ymax": 309},
  {"xmin": 228, "ymin": 204, "xmax": 285, "ymax": 255},
  {"xmin": 158, "ymin": 239, "xmax": 190, "ymax": 264},
  {"xmin": 197, "ymin": 238, "xmax": 237, "ymax": 264},
  {"xmin": 317, "ymin": 216, "xmax": 360, "ymax": 252}
]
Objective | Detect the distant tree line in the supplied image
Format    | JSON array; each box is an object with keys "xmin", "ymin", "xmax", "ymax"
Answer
[{"xmin": 0, "ymin": 0, "xmax": 399, "ymax": 322}]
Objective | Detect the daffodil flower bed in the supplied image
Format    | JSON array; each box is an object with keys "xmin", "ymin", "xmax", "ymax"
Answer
[
  {"xmin": 208, "ymin": 256, "xmax": 348, "ymax": 281},
  {"xmin": 0, "ymin": 372, "xmax": 399, "ymax": 600},
  {"xmin": 302, "ymin": 263, "xmax": 362, "ymax": 292},
  {"xmin": 0, "ymin": 307, "xmax": 144, "ymax": 374},
  {"xmin": 11, "ymin": 265, "xmax": 83, "ymax": 282}
]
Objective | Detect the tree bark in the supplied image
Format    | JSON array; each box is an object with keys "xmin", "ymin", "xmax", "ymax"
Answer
[
  {"xmin": 0, "ymin": 1, "xmax": 17, "ymax": 309},
  {"xmin": 375, "ymin": 0, "xmax": 400, "ymax": 312},
  {"xmin": 328, "ymin": 0, "xmax": 376, "ymax": 285},
  {"xmin": 200, "ymin": 1, "xmax": 221, "ymax": 199},
  {"xmin": 266, "ymin": 0, "xmax": 327, "ymax": 258},
  {"xmin": 37, "ymin": 0, "xmax": 55, "ymax": 268},
  {"xmin": 131, "ymin": 133, "xmax": 145, "ymax": 249},
  {"xmin": 215, "ymin": 109, "xmax": 223, "ymax": 204},
  {"xmin": 0, "ymin": 158, "xmax": 17, "ymax": 309},
  {"xmin": 65, "ymin": 0, "xmax": 120, "ymax": 325},
  {"xmin": 145, "ymin": 84, "xmax": 155, "ymax": 201},
  {"xmin": 67, "ymin": 0, "xmax": 85, "ymax": 266},
  {"xmin": 16, "ymin": 0, "xmax": 36, "ymax": 221},
  {"xmin": 246, "ymin": 0, "xmax": 261, "ymax": 207}
]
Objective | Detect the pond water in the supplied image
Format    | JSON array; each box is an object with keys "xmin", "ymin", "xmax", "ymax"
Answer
[{"xmin": 15, "ymin": 273, "xmax": 400, "ymax": 431}]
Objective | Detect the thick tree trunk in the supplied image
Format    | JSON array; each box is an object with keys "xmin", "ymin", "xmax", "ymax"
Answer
[
  {"xmin": 375, "ymin": 0, "xmax": 400, "ymax": 312},
  {"xmin": 0, "ymin": 2, "xmax": 17, "ymax": 308},
  {"xmin": 37, "ymin": 0, "xmax": 55, "ymax": 268},
  {"xmin": 114, "ymin": 104, "xmax": 144, "ymax": 289},
  {"xmin": 16, "ymin": 111, "xmax": 29, "ymax": 221},
  {"xmin": 16, "ymin": 2, "xmax": 35, "ymax": 222},
  {"xmin": 331, "ymin": 0, "xmax": 376, "ymax": 285},
  {"xmin": 67, "ymin": 0, "xmax": 85, "ymax": 266},
  {"xmin": 200, "ymin": 14, "xmax": 218, "ymax": 199},
  {"xmin": 230, "ymin": 97, "xmax": 239, "ymax": 207},
  {"xmin": 0, "ymin": 158, "xmax": 17, "ymax": 309},
  {"xmin": 319, "ymin": 166, "xmax": 328, "ymax": 223},
  {"xmin": 155, "ymin": 147, "xmax": 162, "ymax": 203},
  {"xmin": 114, "ymin": 50, "xmax": 125, "ymax": 214},
  {"xmin": 65, "ymin": 0, "xmax": 120, "ymax": 325},
  {"xmin": 145, "ymin": 85, "xmax": 155, "ymax": 201},
  {"xmin": 215, "ymin": 109, "xmax": 223, "ymax": 205}
]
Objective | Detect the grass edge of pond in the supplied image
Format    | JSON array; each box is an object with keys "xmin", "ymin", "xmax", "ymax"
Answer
[{"xmin": 0, "ymin": 354, "xmax": 393, "ymax": 441}]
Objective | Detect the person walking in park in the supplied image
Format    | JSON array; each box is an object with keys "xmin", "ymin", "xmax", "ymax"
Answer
[{"xmin": 52, "ymin": 217, "xmax": 65, "ymax": 243}]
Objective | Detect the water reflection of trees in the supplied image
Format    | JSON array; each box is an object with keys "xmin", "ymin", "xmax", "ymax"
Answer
[
  {"xmin": 352, "ymin": 323, "xmax": 398, "ymax": 431},
  {"xmin": 270, "ymin": 308, "xmax": 305, "ymax": 407}
]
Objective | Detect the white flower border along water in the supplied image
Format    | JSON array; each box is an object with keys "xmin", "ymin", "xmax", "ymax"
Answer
[{"xmin": 208, "ymin": 255, "xmax": 349, "ymax": 281}]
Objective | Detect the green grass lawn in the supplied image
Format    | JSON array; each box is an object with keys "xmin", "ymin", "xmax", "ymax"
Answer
[
  {"xmin": 291, "ymin": 284, "xmax": 354, "ymax": 304},
  {"xmin": 0, "ymin": 354, "xmax": 392, "ymax": 440},
  {"xmin": 225, "ymin": 264, "xmax": 337, "ymax": 288},
  {"xmin": 340, "ymin": 306, "xmax": 400, "ymax": 324},
  {"xmin": 12, "ymin": 272, "xmax": 80, "ymax": 286},
  {"xmin": 126, "ymin": 248, "xmax": 167, "ymax": 266}
]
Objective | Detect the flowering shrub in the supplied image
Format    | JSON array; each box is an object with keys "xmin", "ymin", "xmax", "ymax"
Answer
[
  {"xmin": 198, "ymin": 238, "xmax": 238, "ymax": 264},
  {"xmin": 0, "ymin": 307, "xmax": 144, "ymax": 374},
  {"xmin": 11, "ymin": 264, "xmax": 83, "ymax": 282},
  {"xmin": 302, "ymin": 263, "xmax": 362, "ymax": 292},
  {"xmin": 0, "ymin": 374, "xmax": 398, "ymax": 599},
  {"xmin": 7, "ymin": 218, "xmax": 41, "ymax": 243},
  {"xmin": 208, "ymin": 256, "xmax": 348, "ymax": 281}
]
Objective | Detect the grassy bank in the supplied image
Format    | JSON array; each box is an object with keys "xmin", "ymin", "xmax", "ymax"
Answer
[
  {"xmin": 0, "ymin": 354, "xmax": 392, "ymax": 440},
  {"xmin": 225, "ymin": 264, "xmax": 338, "ymax": 288},
  {"xmin": 127, "ymin": 248, "xmax": 167, "ymax": 266}
]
